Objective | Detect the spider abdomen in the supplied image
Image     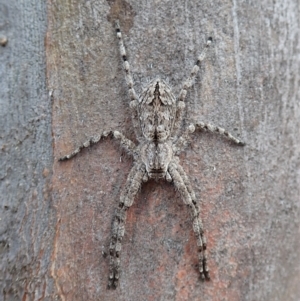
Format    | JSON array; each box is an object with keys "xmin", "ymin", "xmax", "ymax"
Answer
[{"xmin": 139, "ymin": 80, "xmax": 176, "ymax": 142}]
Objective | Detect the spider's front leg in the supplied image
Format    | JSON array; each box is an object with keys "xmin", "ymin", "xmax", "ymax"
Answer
[
  {"xmin": 168, "ymin": 161, "xmax": 210, "ymax": 280},
  {"xmin": 58, "ymin": 130, "xmax": 136, "ymax": 161},
  {"xmin": 108, "ymin": 162, "xmax": 147, "ymax": 289}
]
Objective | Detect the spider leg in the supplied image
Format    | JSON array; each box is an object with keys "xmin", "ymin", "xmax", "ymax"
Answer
[
  {"xmin": 172, "ymin": 38, "xmax": 212, "ymax": 138},
  {"xmin": 168, "ymin": 161, "xmax": 210, "ymax": 280},
  {"xmin": 195, "ymin": 122, "xmax": 245, "ymax": 145},
  {"xmin": 173, "ymin": 121, "xmax": 245, "ymax": 155},
  {"xmin": 59, "ymin": 130, "xmax": 136, "ymax": 161},
  {"xmin": 115, "ymin": 20, "xmax": 142, "ymax": 140},
  {"xmin": 173, "ymin": 124, "xmax": 195, "ymax": 155},
  {"xmin": 108, "ymin": 162, "xmax": 147, "ymax": 289},
  {"xmin": 178, "ymin": 38, "xmax": 212, "ymax": 102}
]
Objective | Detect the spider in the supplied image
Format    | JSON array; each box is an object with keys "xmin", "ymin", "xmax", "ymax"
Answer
[{"xmin": 59, "ymin": 20, "xmax": 245, "ymax": 289}]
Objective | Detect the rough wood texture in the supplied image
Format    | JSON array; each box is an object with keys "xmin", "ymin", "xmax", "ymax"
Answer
[
  {"xmin": 48, "ymin": 1, "xmax": 300, "ymax": 299},
  {"xmin": 0, "ymin": 0, "xmax": 55, "ymax": 300},
  {"xmin": 48, "ymin": 0, "xmax": 300, "ymax": 300},
  {"xmin": 1, "ymin": 0, "xmax": 299, "ymax": 300}
]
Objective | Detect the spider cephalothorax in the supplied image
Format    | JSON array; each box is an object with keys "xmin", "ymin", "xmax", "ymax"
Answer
[
  {"xmin": 59, "ymin": 20, "xmax": 245, "ymax": 289},
  {"xmin": 138, "ymin": 79, "xmax": 176, "ymax": 180}
]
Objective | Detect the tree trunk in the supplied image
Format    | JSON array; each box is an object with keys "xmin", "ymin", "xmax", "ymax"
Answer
[
  {"xmin": 1, "ymin": 0, "xmax": 300, "ymax": 300},
  {"xmin": 0, "ymin": 1, "xmax": 55, "ymax": 300}
]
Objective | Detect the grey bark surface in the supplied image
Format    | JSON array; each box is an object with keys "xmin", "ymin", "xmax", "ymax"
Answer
[
  {"xmin": 0, "ymin": 0, "xmax": 55, "ymax": 300},
  {"xmin": 1, "ymin": 0, "xmax": 300, "ymax": 300}
]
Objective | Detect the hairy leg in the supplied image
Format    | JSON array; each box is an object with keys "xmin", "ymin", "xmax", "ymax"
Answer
[
  {"xmin": 108, "ymin": 162, "xmax": 146, "ymax": 289},
  {"xmin": 173, "ymin": 124, "xmax": 195, "ymax": 155},
  {"xmin": 59, "ymin": 130, "xmax": 136, "ymax": 161},
  {"xmin": 173, "ymin": 122, "xmax": 245, "ymax": 155},
  {"xmin": 115, "ymin": 20, "xmax": 142, "ymax": 140},
  {"xmin": 172, "ymin": 38, "xmax": 212, "ymax": 139},
  {"xmin": 195, "ymin": 122, "xmax": 245, "ymax": 145},
  {"xmin": 168, "ymin": 161, "xmax": 209, "ymax": 280}
]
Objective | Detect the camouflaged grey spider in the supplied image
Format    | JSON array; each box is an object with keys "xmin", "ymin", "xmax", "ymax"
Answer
[{"xmin": 59, "ymin": 20, "xmax": 245, "ymax": 289}]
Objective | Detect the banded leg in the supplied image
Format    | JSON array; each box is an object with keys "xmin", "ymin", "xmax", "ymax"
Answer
[
  {"xmin": 168, "ymin": 162, "xmax": 209, "ymax": 280},
  {"xmin": 174, "ymin": 162, "xmax": 196, "ymax": 202},
  {"xmin": 173, "ymin": 124, "xmax": 196, "ymax": 154},
  {"xmin": 59, "ymin": 130, "xmax": 136, "ymax": 161},
  {"xmin": 108, "ymin": 162, "xmax": 146, "ymax": 289},
  {"xmin": 115, "ymin": 20, "xmax": 142, "ymax": 139},
  {"xmin": 195, "ymin": 122, "xmax": 245, "ymax": 145},
  {"xmin": 172, "ymin": 38, "xmax": 212, "ymax": 138}
]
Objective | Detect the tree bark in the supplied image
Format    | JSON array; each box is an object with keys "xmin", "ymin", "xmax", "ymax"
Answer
[
  {"xmin": 1, "ymin": 0, "xmax": 300, "ymax": 300},
  {"xmin": 0, "ymin": 1, "xmax": 55, "ymax": 300}
]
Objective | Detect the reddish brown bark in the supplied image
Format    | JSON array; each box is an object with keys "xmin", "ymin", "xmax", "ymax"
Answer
[
  {"xmin": 47, "ymin": 1, "xmax": 300, "ymax": 300},
  {"xmin": 1, "ymin": 0, "xmax": 299, "ymax": 300}
]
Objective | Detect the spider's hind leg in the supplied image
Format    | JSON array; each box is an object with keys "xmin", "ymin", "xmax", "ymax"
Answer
[
  {"xmin": 115, "ymin": 20, "xmax": 142, "ymax": 140},
  {"xmin": 168, "ymin": 161, "xmax": 210, "ymax": 280},
  {"xmin": 115, "ymin": 20, "xmax": 137, "ymax": 101},
  {"xmin": 178, "ymin": 38, "xmax": 212, "ymax": 103},
  {"xmin": 108, "ymin": 162, "xmax": 147, "ymax": 289},
  {"xmin": 172, "ymin": 38, "xmax": 212, "ymax": 138}
]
